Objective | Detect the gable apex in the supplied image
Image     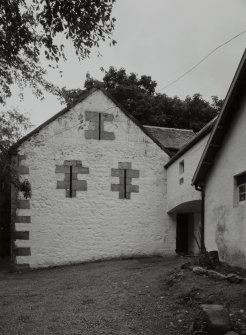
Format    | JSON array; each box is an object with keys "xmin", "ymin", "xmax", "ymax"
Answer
[{"xmin": 10, "ymin": 87, "xmax": 171, "ymax": 156}]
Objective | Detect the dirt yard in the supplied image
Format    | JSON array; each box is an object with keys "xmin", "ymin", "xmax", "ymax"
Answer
[{"xmin": 1, "ymin": 256, "xmax": 246, "ymax": 335}]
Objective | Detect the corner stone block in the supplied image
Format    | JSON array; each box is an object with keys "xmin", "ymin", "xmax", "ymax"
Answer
[
  {"xmin": 66, "ymin": 190, "xmax": 76, "ymax": 198},
  {"xmin": 17, "ymin": 200, "xmax": 30, "ymax": 209},
  {"xmin": 15, "ymin": 216, "xmax": 31, "ymax": 223},
  {"xmin": 111, "ymin": 169, "xmax": 124, "ymax": 177},
  {"xmin": 126, "ymin": 169, "xmax": 140, "ymax": 178},
  {"xmin": 126, "ymin": 192, "xmax": 131, "ymax": 200},
  {"xmin": 72, "ymin": 180, "xmax": 87, "ymax": 191},
  {"xmin": 57, "ymin": 180, "xmax": 69, "ymax": 189},
  {"xmin": 85, "ymin": 129, "xmax": 99, "ymax": 140},
  {"xmin": 13, "ymin": 231, "xmax": 29, "ymax": 240},
  {"xmin": 101, "ymin": 131, "xmax": 115, "ymax": 140},
  {"xmin": 55, "ymin": 165, "xmax": 70, "ymax": 173},
  {"xmin": 14, "ymin": 247, "xmax": 31, "ymax": 256},
  {"xmin": 119, "ymin": 190, "xmax": 125, "ymax": 199},
  {"xmin": 74, "ymin": 166, "xmax": 89, "ymax": 174},
  {"xmin": 118, "ymin": 162, "xmax": 132, "ymax": 169},
  {"xmin": 19, "ymin": 166, "xmax": 29, "ymax": 175},
  {"xmin": 126, "ymin": 185, "xmax": 139, "ymax": 193}
]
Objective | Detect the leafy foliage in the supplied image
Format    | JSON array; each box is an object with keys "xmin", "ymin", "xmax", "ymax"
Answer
[
  {"xmin": 59, "ymin": 67, "xmax": 223, "ymax": 132},
  {"xmin": 0, "ymin": 109, "xmax": 33, "ymax": 198},
  {"xmin": 0, "ymin": 0, "xmax": 116, "ymax": 104}
]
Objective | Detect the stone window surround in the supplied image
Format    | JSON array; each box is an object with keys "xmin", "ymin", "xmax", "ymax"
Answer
[
  {"xmin": 111, "ymin": 162, "xmax": 139, "ymax": 199},
  {"xmin": 84, "ymin": 111, "xmax": 115, "ymax": 141},
  {"xmin": 56, "ymin": 160, "xmax": 89, "ymax": 198}
]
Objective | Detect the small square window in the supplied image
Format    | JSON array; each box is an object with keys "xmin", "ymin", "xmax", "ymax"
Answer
[
  {"xmin": 235, "ymin": 172, "xmax": 246, "ymax": 204},
  {"xmin": 179, "ymin": 160, "xmax": 184, "ymax": 174},
  {"xmin": 239, "ymin": 184, "xmax": 246, "ymax": 202},
  {"xmin": 179, "ymin": 177, "xmax": 184, "ymax": 185}
]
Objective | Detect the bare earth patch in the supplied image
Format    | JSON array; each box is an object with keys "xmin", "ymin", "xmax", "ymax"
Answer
[{"xmin": 1, "ymin": 256, "xmax": 246, "ymax": 334}]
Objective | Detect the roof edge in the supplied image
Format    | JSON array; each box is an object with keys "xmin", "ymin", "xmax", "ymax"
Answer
[
  {"xmin": 164, "ymin": 117, "xmax": 216, "ymax": 169},
  {"xmin": 10, "ymin": 88, "xmax": 97, "ymax": 152},
  {"xmin": 10, "ymin": 87, "xmax": 171, "ymax": 157},
  {"xmin": 192, "ymin": 48, "xmax": 246, "ymax": 186},
  {"xmin": 143, "ymin": 125, "xmax": 195, "ymax": 133}
]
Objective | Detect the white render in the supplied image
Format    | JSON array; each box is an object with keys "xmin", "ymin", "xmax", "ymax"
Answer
[
  {"xmin": 166, "ymin": 134, "xmax": 209, "ymax": 213},
  {"xmin": 15, "ymin": 90, "xmax": 176, "ymax": 268},
  {"xmin": 204, "ymin": 93, "xmax": 246, "ymax": 268},
  {"xmin": 166, "ymin": 133, "xmax": 210, "ymax": 254}
]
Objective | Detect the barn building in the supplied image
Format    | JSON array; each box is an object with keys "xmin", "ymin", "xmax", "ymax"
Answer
[
  {"xmin": 1, "ymin": 50, "xmax": 246, "ymax": 271},
  {"xmin": 3, "ymin": 88, "xmax": 197, "ymax": 270}
]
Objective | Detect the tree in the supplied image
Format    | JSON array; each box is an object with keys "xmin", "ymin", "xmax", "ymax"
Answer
[
  {"xmin": 0, "ymin": 0, "xmax": 116, "ymax": 104},
  {"xmin": 58, "ymin": 67, "xmax": 223, "ymax": 132},
  {"xmin": 0, "ymin": 109, "xmax": 33, "ymax": 198}
]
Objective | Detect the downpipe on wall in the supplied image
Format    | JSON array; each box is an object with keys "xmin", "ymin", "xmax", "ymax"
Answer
[{"xmin": 195, "ymin": 184, "xmax": 206, "ymax": 254}]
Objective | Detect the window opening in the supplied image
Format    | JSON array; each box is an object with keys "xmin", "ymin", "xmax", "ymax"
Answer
[
  {"xmin": 98, "ymin": 113, "xmax": 101, "ymax": 140},
  {"xmin": 236, "ymin": 172, "xmax": 246, "ymax": 203},
  {"xmin": 124, "ymin": 169, "xmax": 127, "ymax": 198},
  {"xmin": 69, "ymin": 166, "xmax": 73, "ymax": 198},
  {"xmin": 179, "ymin": 160, "xmax": 184, "ymax": 174}
]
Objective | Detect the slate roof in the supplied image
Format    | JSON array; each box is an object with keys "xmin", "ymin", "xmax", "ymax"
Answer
[
  {"xmin": 144, "ymin": 126, "xmax": 195, "ymax": 156},
  {"xmin": 164, "ymin": 117, "xmax": 217, "ymax": 168},
  {"xmin": 192, "ymin": 49, "xmax": 246, "ymax": 186}
]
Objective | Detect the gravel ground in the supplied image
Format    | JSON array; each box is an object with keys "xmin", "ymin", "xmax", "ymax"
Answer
[{"xmin": 1, "ymin": 256, "xmax": 246, "ymax": 335}]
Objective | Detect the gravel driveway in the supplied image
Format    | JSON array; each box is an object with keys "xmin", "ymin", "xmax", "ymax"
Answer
[{"xmin": 1, "ymin": 256, "xmax": 246, "ymax": 335}]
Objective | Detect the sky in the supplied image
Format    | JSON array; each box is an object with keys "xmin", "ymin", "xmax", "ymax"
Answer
[{"xmin": 4, "ymin": 0, "xmax": 246, "ymax": 127}]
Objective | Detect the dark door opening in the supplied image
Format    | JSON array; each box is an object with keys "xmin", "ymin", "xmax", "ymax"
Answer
[{"xmin": 176, "ymin": 213, "xmax": 189, "ymax": 254}]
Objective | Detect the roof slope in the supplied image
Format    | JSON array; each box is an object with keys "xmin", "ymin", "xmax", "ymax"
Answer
[
  {"xmin": 144, "ymin": 126, "xmax": 195, "ymax": 156},
  {"xmin": 192, "ymin": 49, "xmax": 246, "ymax": 186},
  {"xmin": 10, "ymin": 87, "xmax": 171, "ymax": 156},
  {"xmin": 165, "ymin": 117, "xmax": 216, "ymax": 168}
]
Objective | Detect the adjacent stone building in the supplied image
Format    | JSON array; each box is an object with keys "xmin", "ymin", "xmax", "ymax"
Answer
[{"xmin": 193, "ymin": 49, "xmax": 246, "ymax": 269}]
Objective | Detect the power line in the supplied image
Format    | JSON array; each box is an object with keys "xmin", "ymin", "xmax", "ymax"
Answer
[{"xmin": 158, "ymin": 29, "xmax": 246, "ymax": 92}]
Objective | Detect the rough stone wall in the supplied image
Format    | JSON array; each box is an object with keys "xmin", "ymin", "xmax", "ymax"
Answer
[
  {"xmin": 205, "ymin": 93, "xmax": 246, "ymax": 268},
  {"xmin": 14, "ymin": 90, "xmax": 174, "ymax": 268}
]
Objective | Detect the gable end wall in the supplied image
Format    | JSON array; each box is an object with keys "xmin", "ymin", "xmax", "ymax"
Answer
[{"xmin": 13, "ymin": 90, "xmax": 175, "ymax": 268}]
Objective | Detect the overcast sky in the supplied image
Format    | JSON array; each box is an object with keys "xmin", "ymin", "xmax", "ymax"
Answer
[{"xmin": 5, "ymin": 0, "xmax": 246, "ymax": 127}]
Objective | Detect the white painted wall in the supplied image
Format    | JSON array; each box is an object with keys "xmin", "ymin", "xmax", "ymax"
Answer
[
  {"xmin": 15, "ymin": 90, "xmax": 176, "ymax": 268},
  {"xmin": 205, "ymin": 93, "xmax": 246, "ymax": 268},
  {"xmin": 166, "ymin": 134, "xmax": 209, "ymax": 213}
]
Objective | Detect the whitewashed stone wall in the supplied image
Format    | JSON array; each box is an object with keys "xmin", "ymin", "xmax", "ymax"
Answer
[
  {"xmin": 14, "ymin": 90, "xmax": 175, "ymax": 268},
  {"xmin": 205, "ymin": 93, "xmax": 246, "ymax": 268},
  {"xmin": 166, "ymin": 134, "xmax": 209, "ymax": 213}
]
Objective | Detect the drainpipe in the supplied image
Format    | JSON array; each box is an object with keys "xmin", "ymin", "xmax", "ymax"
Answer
[{"xmin": 195, "ymin": 184, "xmax": 206, "ymax": 254}]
